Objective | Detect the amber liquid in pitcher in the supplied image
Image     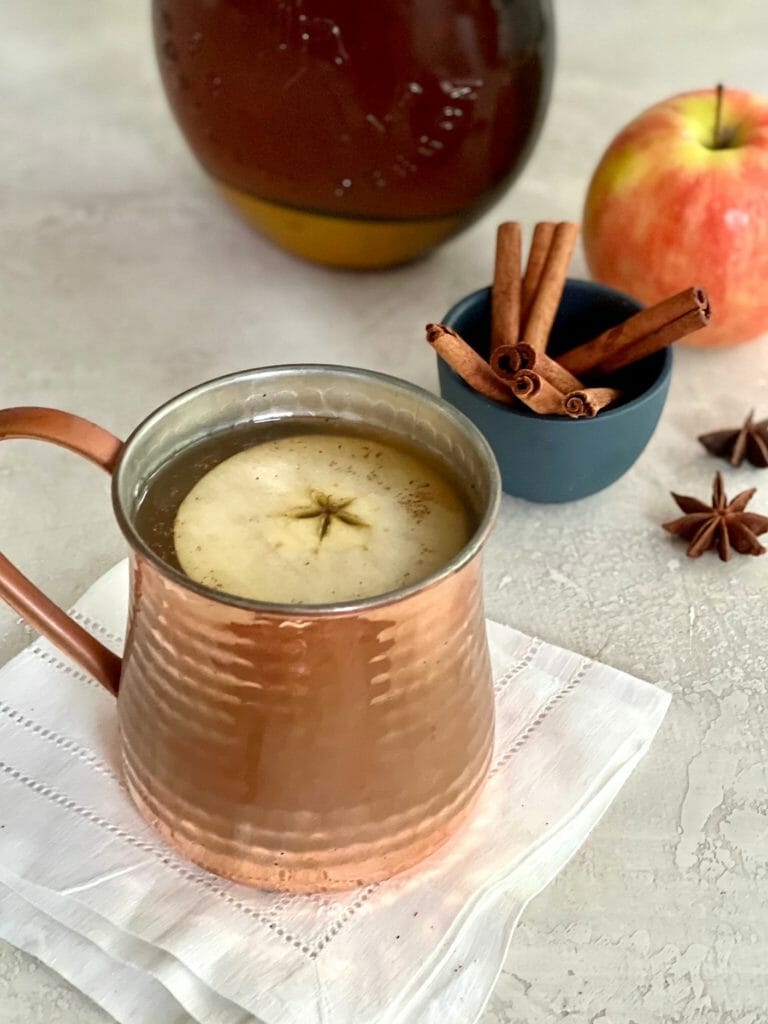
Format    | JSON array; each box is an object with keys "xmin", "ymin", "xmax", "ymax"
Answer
[{"xmin": 153, "ymin": 0, "xmax": 552, "ymax": 267}]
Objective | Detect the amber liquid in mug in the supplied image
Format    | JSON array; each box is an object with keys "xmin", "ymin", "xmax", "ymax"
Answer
[
  {"xmin": 135, "ymin": 418, "xmax": 476, "ymax": 605},
  {"xmin": 153, "ymin": 0, "xmax": 551, "ymax": 266}
]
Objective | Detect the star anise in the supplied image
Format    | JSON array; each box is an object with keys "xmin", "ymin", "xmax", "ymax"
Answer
[
  {"xmin": 663, "ymin": 472, "xmax": 768, "ymax": 561},
  {"xmin": 288, "ymin": 490, "xmax": 367, "ymax": 541},
  {"xmin": 699, "ymin": 409, "xmax": 768, "ymax": 467}
]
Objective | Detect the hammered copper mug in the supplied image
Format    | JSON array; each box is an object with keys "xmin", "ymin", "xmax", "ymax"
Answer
[{"xmin": 0, "ymin": 366, "xmax": 500, "ymax": 892}]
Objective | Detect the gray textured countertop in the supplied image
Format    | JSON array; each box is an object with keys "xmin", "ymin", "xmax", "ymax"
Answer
[{"xmin": 2, "ymin": 1, "xmax": 768, "ymax": 1021}]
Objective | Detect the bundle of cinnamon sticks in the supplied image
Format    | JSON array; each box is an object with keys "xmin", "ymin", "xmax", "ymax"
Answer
[{"xmin": 426, "ymin": 221, "xmax": 712, "ymax": 418}]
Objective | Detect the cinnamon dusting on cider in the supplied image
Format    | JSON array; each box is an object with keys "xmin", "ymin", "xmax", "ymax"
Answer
[{"xmin": 397, "ymin": 481, "xmax": 435, "ymax": 524}]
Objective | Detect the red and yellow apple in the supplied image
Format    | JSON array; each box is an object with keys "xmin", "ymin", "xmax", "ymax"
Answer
[{"xmin": 583, "ymin": 87, "xmax": 768, "ymax": 348}]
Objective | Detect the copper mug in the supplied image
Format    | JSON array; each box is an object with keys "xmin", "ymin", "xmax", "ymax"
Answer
[{"xmin": 0, "ymin": 367, "xmax": 500, "ymax": 892}]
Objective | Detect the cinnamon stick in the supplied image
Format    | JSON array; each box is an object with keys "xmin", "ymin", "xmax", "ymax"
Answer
[
  {"xmin": 559, "ymin": 286, "xmax": 711, "ymax": 376},
  {"xmin": 491, "ymin": 343, "xmax": 583, "ymax": 393},
  {"xmin": 521, "ymin": 222, "xmax": 556, "ymax": 329},
  {"xmin": 491, "ymin": 222, "xmax": 522, "ymax": 354},
  {"xmin": 563, "ymin": 387, "xmax": 623, "ymax": 419},
  {"xmin": 520, "ymin": 222, "xmax": 580, "ymax": 354},
  {"xmin": 508, "ymin": 370, "xmax": 567, "ymax": 415},
  {"xmin": 489, "ymin": 344, "xmax": 526, "ymax": 377},
  {"xmin": 426, "ymin": 323, "xmax": 515, "ymax": 406}
]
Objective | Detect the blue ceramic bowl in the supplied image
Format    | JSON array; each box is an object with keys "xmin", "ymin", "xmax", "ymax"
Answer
[{"xmin": 438, "ymin": 279, "xmax": 673, "ymax": 503}]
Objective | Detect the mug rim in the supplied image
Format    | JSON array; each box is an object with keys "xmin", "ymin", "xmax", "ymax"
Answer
[{"xmin": 112, "ymin": 364, "xmax": 501, "ymax": 616}]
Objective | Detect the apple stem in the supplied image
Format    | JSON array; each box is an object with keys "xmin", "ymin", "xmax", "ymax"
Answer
[{"xmin": 714, "ymin": 83, "xmax": 725, "ymax": 149}]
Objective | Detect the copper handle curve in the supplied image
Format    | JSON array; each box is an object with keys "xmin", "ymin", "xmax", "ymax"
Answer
[{"xmin": 0, "ymin": 408, "xmax": 124, "ymax": 696}]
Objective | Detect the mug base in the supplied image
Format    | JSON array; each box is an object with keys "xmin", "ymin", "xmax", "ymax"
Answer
[{"xmin": 124, "ymin": 757, "xmax": 489, "ymax": 893}]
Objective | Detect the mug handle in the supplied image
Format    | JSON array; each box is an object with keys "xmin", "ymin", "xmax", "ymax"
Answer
[{"xmin": 0, "ymin": 408, "xmax": 124, "ymax": 696}]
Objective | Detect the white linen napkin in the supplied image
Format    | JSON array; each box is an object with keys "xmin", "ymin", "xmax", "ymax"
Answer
[{"xmin": 0, "ymin": 561, "xmax": 670, "ymax": 1024}]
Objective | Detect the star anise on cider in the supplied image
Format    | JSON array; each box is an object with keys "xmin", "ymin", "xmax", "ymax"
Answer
[
  {"xmin": 288, "ymin": 490, "xmax": 367, "ymax": 541},
  {"xmin": 699, "ymin": 409, "xmax": 768, "ymax": 467},
  {"xmin": 663, "ymin": 472, "xmax": 768, "ymax": 561}
]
